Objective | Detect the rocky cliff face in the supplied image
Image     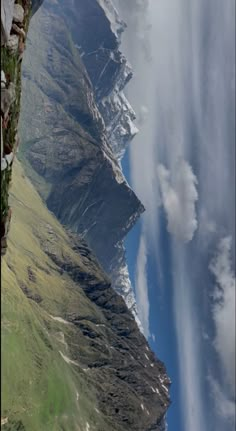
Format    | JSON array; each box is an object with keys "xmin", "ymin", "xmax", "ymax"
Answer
[
  {"xmin": 1, "ymin": 0, "xmax": 33, "ymax": 256},
  {"xmin": 19, "ymin": 0, "xmax": 143, "ymax": 325},
  {"xmin": 58, "ymin": 0, "xmax": 139, "ymax": 161}
]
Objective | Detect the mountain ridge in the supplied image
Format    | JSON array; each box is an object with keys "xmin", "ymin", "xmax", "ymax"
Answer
[
  {"xmin": 2, "ymin": 159, "xmax": 170, "ymax": 430},
  {"xmin": 19, "ymin": 0, "xmax": 144, "ymax": 325}
]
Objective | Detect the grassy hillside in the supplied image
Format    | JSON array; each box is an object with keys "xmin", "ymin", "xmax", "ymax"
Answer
[
  {"xmin": 1, "ymin": 160, "xmax": 116, "ymax": 431},
  {"xmin": 1, "ymin": 161, "xmax": 170, "ymax": 431}
]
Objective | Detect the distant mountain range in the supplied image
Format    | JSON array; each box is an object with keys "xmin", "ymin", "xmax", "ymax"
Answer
[{"xmin": 20, "ymin": 0, "xmax": 144, "ymax": 328}]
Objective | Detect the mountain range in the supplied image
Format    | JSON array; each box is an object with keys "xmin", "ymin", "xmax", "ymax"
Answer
[{"xmin": 1, "ymin": 0, "xmax": 170, "ymax": 429}]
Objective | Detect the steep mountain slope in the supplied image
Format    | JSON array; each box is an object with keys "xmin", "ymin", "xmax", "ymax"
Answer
[
  {"xmin": 1, "ymin": 2, "xmax": 171, "ymax": 430},
  {"xmin": 2, "ymin": 160, "xmax": 170, "ymax": 431},
  {"xmin": 1, "ymin": 0, "xmax": 32, "ymax": 256},
  {"xmin": 19, "ymin": 0, "xmax": 143, "ymax": 324},
  {"xmin": 54, "ymin": 0, "xmax": 139, "ymax": 161},
  {"xmin": 1, "ymin": 0, "xmax": 42, "ymax": 255}
]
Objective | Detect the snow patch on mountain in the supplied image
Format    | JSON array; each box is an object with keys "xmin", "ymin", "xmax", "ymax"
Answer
[
  {"xmin": 101, "ymin": 90, "xmax": 138, "ymax": 161},
  {"xmin": 94, "ymin": 0, "xmax": 143, "ymax": 329}
]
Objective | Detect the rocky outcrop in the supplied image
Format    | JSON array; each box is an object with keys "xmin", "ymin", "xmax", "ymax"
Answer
[
  {"xmin": 1, "ymin": 0, "xmax": 15, "ymax": 45},
  {"xmin": 1, "ymin": 0, "xmax": 32, "ymax": 255},
  {"xmin": 47, "ymin": 0, "xmax": 138, "ymax": 161},
  {"xmin": 13, "ymin": 3, "xmax": 25, "ymax": 24},
  {"xmin": 100, "ymin": 89, "xmax": 139, "ymax": 161}
]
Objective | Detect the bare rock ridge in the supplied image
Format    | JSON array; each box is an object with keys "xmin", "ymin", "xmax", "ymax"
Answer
[
  {"xmin": 19, "ymin": 0, "xmax": 143, "ymax": 324},
  {"xmin": 60, "ymin": 0, "xmax": 139, "ymax": 161}
]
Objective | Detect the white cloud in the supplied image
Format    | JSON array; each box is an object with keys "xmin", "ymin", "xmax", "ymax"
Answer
[
  {"xmin": 157, "ymin": 159, "xmax": 198, "ymax": 242},
  {"xmin": 172, "ymin": 249, "xmax": 207, "ymax": 431},
  {"xmin": 137, "ymin": 105, "xmax": 149, "ymax": 126},
  {"xmin": 209, "ymin": 236, "xmax": 236, "ymax": 399},
  {"xmin": 118, "ymin": 2, "xmax": 235, "ymax": 431},
  {"xmin": 135, "ymin": 234, "xmax": 150, "ymax": 338},
  {"xmin": 198, "ymin": 208, "xmax": 217, "ymax": 239},
  {"xmin": 208, "ymin": 374, "xmax": 236, "ymax": 426}
]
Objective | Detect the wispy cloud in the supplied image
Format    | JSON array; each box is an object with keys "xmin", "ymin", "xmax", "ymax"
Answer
[
  {"xmin": 172, "ymin": 249, "xmax": 206, "ymax": 431},
  {"xmin": 157, "ymin": 159, "xmax": 198, "ymax": 242},
  {"xmin": 135, "ymin": 233, "xmax": 150, "ymax": 338},
  {"xmin": 208, "ymin": 375, "xmax": 236, "ymax": 426},
  {"xmin": 209, "ymin": 236, "xmax": 236, "ymax": 400},
  {"xmin": 118, "ymin": 0, "xmax": 235, "ymax": 430}
]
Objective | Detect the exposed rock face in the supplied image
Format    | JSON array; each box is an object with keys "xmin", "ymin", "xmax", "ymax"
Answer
[
  {"xmin": 1, "ymin": 83, "xmax": 16, "ymax": 117},
  {"xmin": 109, "ymin": 241, "xmax": 140, "ymax": 317},
  {"xmin": 13, "ymin": 4, "xmax": 24, "ymax": 24},
  {"xmin": 1, "ymin": 0, "xmax": 15, "ymax": 45},
  {"xmin": 19, "ymin": 0, "xmax": 143, "ymax": 324},
  {"xmin": 59, "ymin": 0, "xmax": 128, "ymax": 100},
  {"xmin": 52, "ymin": 0, "xmax": 138, "ymax": 161},
  {"xmin": 100, "ymin": 89, "xmax": 139, "ymax": 161},
  {"xmin": 6, "ymin": 33, "xmax": 19, "ymax": 53},
  {"xmin": 1, "ymin": 0, "xmax": 32, "ymax": 256}
]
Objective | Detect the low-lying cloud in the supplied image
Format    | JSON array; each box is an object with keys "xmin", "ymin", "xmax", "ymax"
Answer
[{"xmin": 157, "ymin": 159, "xmax": 198, "ymax": 242}]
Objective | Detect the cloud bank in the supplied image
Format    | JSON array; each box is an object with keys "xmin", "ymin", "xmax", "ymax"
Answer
[{"xmin": 157, "ymin": 160, "xmax": 198, "ymax": 242}]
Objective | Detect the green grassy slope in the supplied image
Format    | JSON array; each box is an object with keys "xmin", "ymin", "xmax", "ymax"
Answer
[
  {"xmin": 1, "ymin": 161, "xmax": 170, "ymax": 431},
  {"xmin": 1, "ymin": 160, "xmax": 116, "ymax": 431}
]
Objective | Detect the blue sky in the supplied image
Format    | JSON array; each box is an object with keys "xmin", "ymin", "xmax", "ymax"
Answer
[
  {"xmin": 122, "ymin": 148, "xmax": 183, "ymax": 431},
  {"xmin": 118, "ymin": 0, "xmax": 235, "ymax": 430}
]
